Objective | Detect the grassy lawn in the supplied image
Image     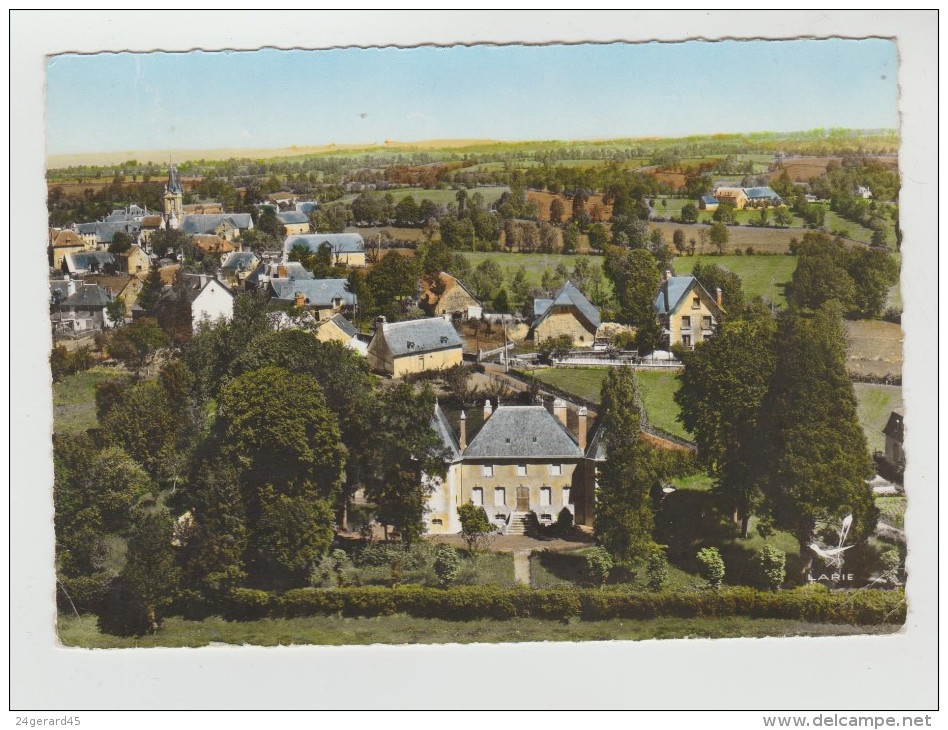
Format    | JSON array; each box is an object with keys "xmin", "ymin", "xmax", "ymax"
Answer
[
  {"xmin": 670, "ymin": 473, "xmax": 714, "ymax": 492},
  {"xmin": 821, "ymin": 208, "xmax": 898, "ymax": 249},
  {"xmin": 338, "ymin": 546, "xmax": 516, "ymax": 588},
  {"xmin": 530, "ymin": 548, "xmax": 701, "ymax": 591},
  {"xmin": 853, "ymin": 383, "xmax": 903, "ymax": 453},
  {"xmin": 528, "ymin": 367, "xmax": 689, "ymax": 439},
  {"xmin": 57, "ymin": 613, "xmax": 899, "ymax": 648},
  {"xmin": 52, "ymin": 367, "xmax": 129, "ymax": 434},
  {"xmin": 674, "ymin": 254, "xmax": 797, "ymax": 307}
]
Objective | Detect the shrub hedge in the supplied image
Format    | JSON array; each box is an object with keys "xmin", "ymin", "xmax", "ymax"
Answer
[{"xmin": 226, "ymin": 585, "xmax": 904, "ymax": 625}]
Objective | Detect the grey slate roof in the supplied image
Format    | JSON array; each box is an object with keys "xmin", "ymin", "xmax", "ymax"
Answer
[
  {"xmin": 882, "ymin": 410, "xmax": 904, "ymax": 443},
  {"xmin": 220, "ymin": 251, "xmax": 259, "ymax": 271},
  {"xmin": 166, "ymin": 165, "xmax": 183, "ymax": 194},
  {"xmin": 276, "ymin": 210, "xmax": 310, "ymax": 225},
  {"xmin": 328, "ymin": 312, "xmax": 358, "ymax": 338},
  {"xmin": 180, "ymin": 214, "xmax": 253, "ymax": 235},
  {"xmin": 463, "ymin": 406, "xmax": 583, "ymax": 459},
  {"xmin": 61, "ymin": 284, "xmax": 112, "ymax": 308},
  {"xmin": 744, "ymin": 186, "xmax": 781, "ymax": 200},
  {"xmin": 533, "ymin": 298, "xmax": 553, "ymax": 317},
  {"xmin": 378, "ymin": 317, "xmax": 463, "ymax": 358},
  {"xmin": 50, "ymin": 280, "xmax": 75, "ymax": 303},
  {"xmin": 296, "ymin": 201, "xmax": 319, "ymax": 215},
  {"xmin": 585, "ymin": 423, "xmax": 607, "ymax": 461},
  {"xmin": 532, "ymin": 281, "xmax": 600, "ymax": 329},
  {"xmin": 283, "ymin": 233, "xmax": 365, "ymax": 256},
  {"xmin": 63, "ymin": 251, "xmax": 116, "ymax": 273},
  {"xmin": 431, "ymin": 401, "xmax": 462, "ymax": 461},
  {"xmin": 653, "ymin": 275, "xmax": 723, "ymax": 317},
  {"xmin": 701, "ymin": 195, "xmax": 719, "ymax": 205},
  {"xmin": 270, "ymin": 278, "xmax": 356, "ymax": 308}
]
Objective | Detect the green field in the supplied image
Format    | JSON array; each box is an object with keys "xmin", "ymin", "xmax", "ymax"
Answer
[
  {"xmin": 674, "ymin": 254, "xmax": 796, "ymax": 307},
  {"xmin": 853, "ymin": 383, "xmax": 903, "ymax": 453},
  {"xmin": 52, "ymin": 367, "xmax": 129, "ymax": 434},
  {"xmin": 57, "ymin": 613, "xmax": 897, "ymax": 648},
  {"xmin": 529, "ymin": 367, "xmax": 688, "ymax": 439},
  {"xmin": 530, "ymin": 366, "xmax": 899, "ymax": 450},
  {"xmin": 821, "ymin": 208, "xmax": 898, "ymax": 249},
  {"xmin": 461, "ymin": 251, "xmax": 606, "ymax": 287}
]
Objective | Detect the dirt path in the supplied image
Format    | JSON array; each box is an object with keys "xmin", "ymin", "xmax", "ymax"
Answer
[{"xmin": 513, "ymin": 550, "xmax": 532, "ymax": 586}]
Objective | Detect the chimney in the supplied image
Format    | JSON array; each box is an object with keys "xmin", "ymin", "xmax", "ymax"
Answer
[
  {"xmin": 459, "ymin": 410, "xmax": 467, "ymax": 450},
  {"xmin": 483, "ymin": 398, "xmax": 493, "ymax": 421},
  {"xmin": 375, "ymin": 315, "xmax": 387, "ymax": 332},
  {"xmin": 277, "ymin": 265, "xmax": 288, "ymax": 278},
  {"xmin": 294, "ymin": 292, "xmax": 306, "ymax": 309},
  {"xmin": 715, "ymin": 287, "xmax": 723, "ymax": 308},
  {"xmin": 664, "ymin": 269, "xmax": 672, "ymax": 281},
  {"xmin": 578, "ymin": 406, "xmax": 587, "ymax": 452},
  {"xmin": 553, "ymin": 398, "xmax": 568, "ymax": 428}
]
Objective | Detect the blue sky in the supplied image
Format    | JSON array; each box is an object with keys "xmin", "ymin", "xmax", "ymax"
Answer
[{"xmin": 46, "ymin": 39, "xmax": 899, "ymax": 155}]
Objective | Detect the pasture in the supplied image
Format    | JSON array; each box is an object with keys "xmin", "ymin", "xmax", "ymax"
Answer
[
  {"xmin": 852, "ymin": 383, "xmax": 903, "ymax": 453},
  {"xmin": 843, "ymin": 319, "xmax": 903, "ymax": 380},
  {"xmin": 673, "ymin": 254, "xmax": 796, "ymax": 307},
  {"xmin": 53, "ymin": 367, "xmax": 130, "ymax": 434}
]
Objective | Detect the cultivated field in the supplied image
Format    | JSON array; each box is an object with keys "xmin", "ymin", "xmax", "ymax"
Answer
[
  {"xmin": 527, "ymin": 190, "xmax": 613, "ymax": 222},
  {"xmin": 853, "ymin": 383, "xmax": 903, "ymax": 453},
  {"xmin": 844, "ymin": 319, "xmax": 903, "ymax": 380}
]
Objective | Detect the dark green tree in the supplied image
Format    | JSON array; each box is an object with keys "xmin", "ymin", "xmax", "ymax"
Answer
[
  {"xmin": 709, "ymin": 221, "xmax": 729, "ymax": 254},
  {"xmin": 755, "ymin": 307, "xmax": 877, "ymax": 580},
  {"xmin": 120, "ymin": 509, "xmax": 180, "ymax": 631},
  {"xmin": 594, "ymin": 367, "xmax": 660, "ymax": 561},
  {"xmin": 676, "ymin": 311, "xmax": 777, "ymax": 536},
  {"xmin": 603, "ymin": 246, "xmax": 660, "ymax": 328}
]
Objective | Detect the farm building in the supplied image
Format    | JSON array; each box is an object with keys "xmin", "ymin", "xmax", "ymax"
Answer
[
  {"xmin": 276, "ymin": 210, "xmax": 311, "ymax": 236},
  {"xmin": 699, "ymin": 194, "xmax": 720, "ymax": 211},
  {"xmin": 419, "ymin": 271, "xmax": 483, "ymax": 320},
  {"xmin": 267, "ymin": 278, "xmax": 357, "ymax": 320}
]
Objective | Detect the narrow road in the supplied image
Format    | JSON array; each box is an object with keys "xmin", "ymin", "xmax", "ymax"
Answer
[{"xmin": 513, "ymin": 550, "xmax": 532, "ymax": 587}]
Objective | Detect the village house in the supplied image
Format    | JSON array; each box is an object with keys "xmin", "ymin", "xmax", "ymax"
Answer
[
  {"xmin": 367, "ymin": 316, "xmax": 463, "ymax": 377},
  {"xmin": 48, "ymin": 228, "xmax": 90, "ymax": 269},
  {"xmin": 425, "ymin": 398, "xmax": 593, "ymax": 534},
  {"xmin": 268, "ymin": 278, "xmax": 356, "ymax": 320},
  {"xmin": 155, "ymin": 273, "xmax": 235, "ymax": 339},
  {"xmin": 180, "ymin": 213, "xmax": 254, "ymax": 241},
  {"xmin": 50, "ymin": 281, "xmax": 114, "ymax": 336},
  {"xmin": 710, "ymin": 186, "xmax": 783, "ymax": 210},
  {"xmin": 245, "ymin": 261, "xmax": 312, "ymax": 291},
  {"xmin": 276, "ymin": 210, "xmax": 311, "ymax": 236},
  {"xmin": 283, "ymin": 233, "xmax": 367, "ymax": 268},
  {"xmin": 653, "ymin": 272, "xmax": 724, "ymax": 349},
  {"xmin": 529, "ymin": 280, "xmax": 600, "ymax": 348},
  {"xmin": 115, "ymin": 244, "xmax": 151, "ymax": 276},
  {"xmin": 315, "ymin": 313, "xmax": 368, "ymax": 355},
  {"xmin": 218, "ymin": 251, "xmax": 261, "ymax": 288},
  {"xmin": 419, "ymin": 271, "xmax": 483, "ymax": 320},
  {"xmin": 83, "ymin": 273, "xmax": 144, "ymax": 318},
  {"xmin": 712, "ymin": 186, "xmax": 749, "ymax": 209},
  {"xmin": 268, "ymin": 191, "xmax": 299, "ymax": 210},
  {"xmin": 192, "ymin": 234, "xmax": 237, "ymax": 256}
]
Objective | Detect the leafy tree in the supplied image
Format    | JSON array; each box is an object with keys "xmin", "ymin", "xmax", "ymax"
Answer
[
  {"xmin": 690, "ymin": 261, "xmax": 745, "ymax": 317},
  {"xmin": 54, "ymin": 433, "xmax": 109, "ymax": 577},
  {"xmin": 394, "ymin": 195, "xmax": 421, "ymax": 227},
  {"xmin": 493, "ymin": 287, "xmax": 511, "ymax": 314},
  {"xmin": 755, "ymin": 308, "xmax": 877, "ymax": 581},
  {"xmin": 549, "ymin": 197, "xmax": 566, "ymax": 224},
  {"xmin": 457, "ymin": 503, "xmax": 494, "ymax": 551},
  {"xmin": 419, "ymin": 240, "xmax": 453, "ymax": 277},
  {"xmin": 712, "ymin": 203, "xmax": 736, "ymax": 224},
  {"xmin": 680, "ymin": 203, "xmax": 698, "ymax": 223},
  {"xmin": 595, "ymin": 367, "xmax": 659, "ymax": 561},
  {"xmin": 672, "ymin": 229, "xmax": 686, "ymax": 255},
  {"xmin": 136, "ymin": 267, "xmax": 164, "ymax": 313},
  {"xmin": 363, "ymin": 384, "xmax": 447, "ymax": 544},
  {"xmin": 773, "ymin": 207, "xmax": 793, "ymax": 227},
  {"xmin": 107, "ymin": 316, "xmax": 167, "ymax": 369},
  {"xmin": 676, "ymin": 311, "xmax": 776, "ymax": 536},
  {"xmin": 468, "ymin": 259, "xmax": 503, "ymax": 301},
  {"xmin": 108, "ymin": 231, "xmax": 133, "ymax": 254},
  {"xmin": 365, "ymin": 250, "xmax": 421, "ymax": 321},
  {"xmin": 119, "ymin": 510, "xmax": 180, "ymax": 631},
  {"xmin": 848, "ymin": 246, "xmax": 899, "ymax": 318},
  {"xmin": 106, "ymin": 295, "xmax": 126, "ymax": 323},
  {"xmin": 584, "ymin": 547, "xmax": 614, "ymax": 587},
  {"xmin": 253, "ymin": 495, "xmax": 335, "ymax": 581},
  {"xmin": 508, "ymin": 265, "xmax": 533, "ymax": 314},
  {"xmin": 696, "ymin": 547, "xmax": 725, "ymax": 588},
  {"xmin": 709, "ymin": 222, "xmax": 729, "ymax": 254},
  {"xmin": 611, "ymin": 216, "xmax": 650, "ymax": 249},
  {"xmin": 587, "ymin": 223, "xmax": 609, "ymax": 252},
  {"xmin": 646, "ymin": 548, "xmax": 669, "ymax": 591},
  {"xmin": 603, "ymin": 246, "xmax": 660, "ymax": 327}
]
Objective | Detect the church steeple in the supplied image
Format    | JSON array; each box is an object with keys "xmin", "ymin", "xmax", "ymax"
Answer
[{"xmin": 163, "ymin": 164, "xmax": 184, "ymax": 223}]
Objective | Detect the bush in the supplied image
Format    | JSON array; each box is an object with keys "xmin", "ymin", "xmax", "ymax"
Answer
[
  {"xmin": 646, "ymin": 550, "xmax": 669, "ymax": 592},
  {"xmin": 310, "ymin": 549, "xmax": 355, "ymax": 588},
  {"xmin": 585, "ymin": 547, "xmax": 614, "ymax": 587},
  {"xmin": 458, "ymin": 503, "xmax": 495, "ymax": 551},
  {"xmin": 228, "ymin": 585, "xmax": 905, "ymax": 625},
  {"xmin": 57, "ymin": 573, "xmax": 110, "ymax": 615},
  {"xmin": 555, "ymin": 507, "xmax": 574, "ymax": 536},
  {"xmin": 745, "ymin": 246, "xmax": 755, "ymax": 256},
  {"xmin": 696, "ymin": 547, "xmax": 725, "ymax": 589},
  {"xmin": 223, "ymin": 588, "xmax": 276, "ymax": 620},
  {"xmin": 433, "ymin": 545, "xmax": 463, "ymax": 587},
  {"xmin": 755, "ymin": 545, "xmax": 786, "ymax": 590}
]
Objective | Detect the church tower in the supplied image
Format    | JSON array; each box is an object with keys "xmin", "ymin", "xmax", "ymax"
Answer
[{"xmin": 163, "ymin": 164, "xmax": 184, "ymax": 229}]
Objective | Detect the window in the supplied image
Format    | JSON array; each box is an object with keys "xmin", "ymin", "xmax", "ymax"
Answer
[
  {"xmin": 702, "ymin": 316, "xmax": 713, "ymax": 329},
  {"xmin": 681, "ymin": 316, "xmax": 691, "ymax": 329},
  {"xmin": 517, "ymin": 464, "xmax": 528, "ymax": 477},
  {"xmin": 692, "ymin": 296, "xmax": 700, "ymax": 309},
  {"xmin": 562, "ymin": 487, "xmax": 571, "ymax": 505},
  {"xmin": 682, "ymin": 335, "xmax": 692, "ymax": 348},
  {"xmin": 494, "ymin": 487, "xmax": 506, "ymax": 506},
  {"xmin": 550, "ymin": 463, "xmax": 562, "ymax": 476},
  {"xmin": 540, "ymin": 487, "xmax": 552, "ymax": 506},
  {"xmin": 431, "ymin": 518, "xmax": 443, "ymax": 526},
  {"xmin": 472, "ymin": 488, "xmax": 484, "ymax": 507},
  {"xmin": 482, "ymin": 465, "xmax": 494, "ymax": 478}
]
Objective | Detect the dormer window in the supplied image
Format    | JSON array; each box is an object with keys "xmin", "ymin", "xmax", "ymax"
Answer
[
  {"xmin": 440, "ymin": 336, "xmax": 448, "ymax": 344},
  {"xmin": 692, "ymin": 296, "xmax": 700, "ymax": 309},
  {"xmin": 406, "ymin": 341, "xmax": 415, "ymax": 350}
]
